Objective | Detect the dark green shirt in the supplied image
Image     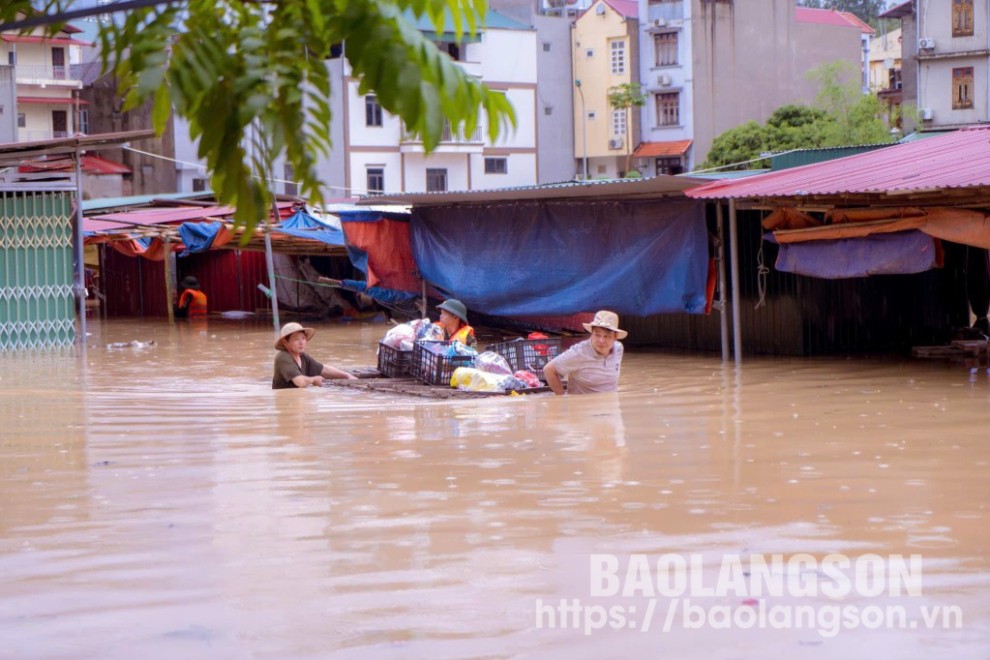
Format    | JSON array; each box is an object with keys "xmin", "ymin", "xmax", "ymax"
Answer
[{"xmin": 272, "ymin": 350, "xmax": 324, "ymax": 389}]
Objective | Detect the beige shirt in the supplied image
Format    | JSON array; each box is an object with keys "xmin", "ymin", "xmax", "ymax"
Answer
[{"xmin": 546, "ymin": 339, "xmax": 623, "ymax": 394}]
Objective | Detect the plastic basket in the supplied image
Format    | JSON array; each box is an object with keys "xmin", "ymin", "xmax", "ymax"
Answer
[
  {"xmin": 377, "ymin": 342, "xmax": 412, "ymax": 378},
  {"xmin": 487, "ymin": 337, "xmax": 562, "ymax": 381},
  {"xmin": 411, "ymin": 340, "xmax": 476, "ymax": 386}
]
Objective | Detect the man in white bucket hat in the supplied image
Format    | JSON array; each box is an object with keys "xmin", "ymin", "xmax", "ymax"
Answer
[
  {"xmin": 272, "ymin": 322, "xmax": 358, "ymax": 389},
  {"xmin": 543, "ymin": 310, "xmax": 626, "ymax": 395}
]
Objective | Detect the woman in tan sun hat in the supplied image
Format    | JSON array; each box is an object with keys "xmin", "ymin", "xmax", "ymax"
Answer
[
  {"xmin": 543, "ymin": 310, "xmax": 626, "ymax": 395},
  {"xmin": 272, "ymin": 322, "xmax": 358, "ymax": 389}
]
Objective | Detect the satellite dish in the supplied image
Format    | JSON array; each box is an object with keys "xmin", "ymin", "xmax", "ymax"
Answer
[{"xmin": 595, "ymin": 3, "xmax": 606, "ymax": 15}]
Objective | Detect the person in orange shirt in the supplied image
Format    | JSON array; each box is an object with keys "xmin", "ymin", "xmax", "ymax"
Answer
[
  {"xmin": 175, "ymin": 276, "xmax": 208, "ymax": 319},
  {"xmin": 434, "ymin": 298, "xmax": 477, "ymax": 348}
]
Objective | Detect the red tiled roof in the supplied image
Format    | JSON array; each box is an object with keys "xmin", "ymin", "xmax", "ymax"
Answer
[
  {"xmin": 634, "ymin": 140, "xmax": 692, "ymax": 158},
  {"xmin": 879, "ymin": 1, "xmax": 913, "ymax": 20},
  {"xmin": 18, "ymin": 96, "xmax": 89, "ymax": 106},
  {"xmin": 795, "ymin": 7, "xmax": 875, "ymax": 35},
  {"xmin": 687, "ymin": 128, "xmax": 990, "ymax": 200}
]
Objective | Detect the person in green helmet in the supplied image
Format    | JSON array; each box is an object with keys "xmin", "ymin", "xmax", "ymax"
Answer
[{"xmin": 434, "ymin": 298, "xmax": 477, "ymax": 348}]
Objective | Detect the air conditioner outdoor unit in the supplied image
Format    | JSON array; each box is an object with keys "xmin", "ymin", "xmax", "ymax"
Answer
[
  {"xmin": 918, "ymin": 37, "xmax": 935, "ymax": 50},
  {"xmin": 657, "ymin": 74, "xmax": 672, "ymax": 87},
  {"xmin": 920, "ymin": 107, "xmax": 934, "ymax": 121},
  {"xmin": 608, "ymin": 138, "xmax": 624, "ymax": 150},
  {"xmin": 653, "ymin": 18, "xmax": 666, "ymax": 27}
]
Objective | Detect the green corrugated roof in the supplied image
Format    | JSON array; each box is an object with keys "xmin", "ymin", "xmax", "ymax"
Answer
[
  {"xmin": 770, "ymin": 144, "xmax": 893, "ymax": 171},
  {"xmin": 81, "ymin": 191, "xmax": 214, "ymax": 213},
  {"xmin": 406, "ymin": 7, "xmax": 531, "ymax": 42}
]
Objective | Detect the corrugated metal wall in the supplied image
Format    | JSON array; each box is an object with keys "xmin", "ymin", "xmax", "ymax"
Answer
[
  {"xmin": 102, "ymin": 247, "xmax": 275, "ymax": 317},
  {"xmin": 624, "ymin": 207, "xmax": 970, "ymax": 356}
]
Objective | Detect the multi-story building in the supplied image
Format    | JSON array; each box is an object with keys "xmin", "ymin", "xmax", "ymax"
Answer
[
  {"xmin": 631, "ymin": 1, "xmax": 873, "ymax": 176},
  {"xmin": 881, "ymin": 0, "xmax": 986, "ymax": 134},
  {"xmin": 571, "ymin": 0, "xmax": 640, "ymax": 180},
  {"xmin": 869, "ymin": 26, "xmax": 904, "ymax": 129},
  {"xmin": 0, "ymin": 21, "xmax": 90, "ymax": 143}
]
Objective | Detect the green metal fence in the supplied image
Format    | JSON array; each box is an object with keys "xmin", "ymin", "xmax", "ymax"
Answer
[{"xmin": 0, "ymin": 191, "xmax": 76, "ymax": 350}]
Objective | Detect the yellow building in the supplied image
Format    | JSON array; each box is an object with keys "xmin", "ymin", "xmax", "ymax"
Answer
[{"xmin": 572, "ymin": 0, "xmax": 639, "ymax": 179}]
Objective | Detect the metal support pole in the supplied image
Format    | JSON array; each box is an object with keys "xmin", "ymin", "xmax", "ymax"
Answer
[
  {"xmin": 575, "ymin": 80, "xmax": 588, "ymax": 180},
  {"xmin": 728, "ymin": 199, "xmax": 742, "ymax": 364},
  {"xmin": 163, "ymin": 236, "xmax": 175, "ymax": 326},
  {"xmin": 265, "ymin": 198, "xmax": 281, "ymax": 333},
  {"xmin": 716, "ymin": 203, "xmax": 729, "ymax": 362},
  {"xmin": 72, "ymin": 152, "xmax": 86, "ymax": 343},
  {"xmin": 420, "ymin": 278, "xmax": 428, "ymax": 319}
]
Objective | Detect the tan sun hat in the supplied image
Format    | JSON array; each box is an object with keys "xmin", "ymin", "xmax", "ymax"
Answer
[
  {"xmin": 582, "ymin": 310, "xmax": 628, "ymax": 340},
  {"xmin": 275, "ymin": 322, "xmax": 316, "ymax": 350}
]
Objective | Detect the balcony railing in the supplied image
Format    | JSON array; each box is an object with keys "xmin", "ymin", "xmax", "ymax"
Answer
[
  {"xmin": 18, "ymin": 130, "xmax": 70, "ymax": 142},
  {"xmin": 14, "ymin": 64, "xmax": 81, "ymax": 84},
  {"xmin": 401, "ymin": 122, "xmax": 483, "ymax": 144}
]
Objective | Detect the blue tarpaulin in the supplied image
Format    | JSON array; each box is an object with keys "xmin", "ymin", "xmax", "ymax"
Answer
[
  {"xmin": 272, "ymin": 210, "xmax": 345, "ymax": 245},
  {"xmin": 178, "ymin": 221, "xmax": 225, "ymax": 256},
  {"xmin": 411, "ymin": 199, "xmax": 709, "ymax": 316},
  {"xmin": 772, "ymin": 230, "xmax": 937, "ymax": 278}
]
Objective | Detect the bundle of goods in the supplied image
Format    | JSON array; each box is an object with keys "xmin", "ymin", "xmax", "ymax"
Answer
[
  {"xmin": 487, "ymin": 333, "xmax": 562, "ymax": 382},
  {"xmin": 377, "ymin": 319, "xmax": 443, "ymax": 377},
  {"xmin": 411, "ymin": 340, "xmax": 478, "ymax": 385}
]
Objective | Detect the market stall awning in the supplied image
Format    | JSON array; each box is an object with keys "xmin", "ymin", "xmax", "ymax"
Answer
[
  {"xmin": 687, "ymin": 127, "xmax": 990, "ymax": 205},
  {"xmin": 90, "ymin": 205, "xmax": 236, "ymax": 227}
]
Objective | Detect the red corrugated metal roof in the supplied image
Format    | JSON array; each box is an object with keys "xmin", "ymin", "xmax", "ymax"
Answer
[
  {"xmin": 91, "ymin": 206, "xmax": 236, "ymax": 226},
  {"xmin": 687, "ymin": 127, "xmax": 990, "ymax": 200},
  {"xmin": 19, "ymin": 155, "xmax": 130, "ymax": 175},
  {"xmin": 795, "ymin": 7, "xmax": 875, "ymax": 35},
  {"xmin": 634, "ymin": 140, "xmax": 692, "ymax": 158}
]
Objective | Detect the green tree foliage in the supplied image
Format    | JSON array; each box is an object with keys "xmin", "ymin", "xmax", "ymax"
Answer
[
  {"xmin": 607, "ymin": 82, "xmax": 646, "ymax": 176},
  {"xmin": 701, "ymin": 61, "xmax": 894, "ymax": 171},
  {"xmin": 1, "ymin": 1, "xmax": 516, "ymax": 234}
]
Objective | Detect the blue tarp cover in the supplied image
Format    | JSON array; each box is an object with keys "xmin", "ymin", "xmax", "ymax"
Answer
[
  {"xmin": 273, "ymin": 210, "xmax": 345, "ymax": 245},
  {"xmin": 411, "ymin": 199, "xmax": 709, "ymax": 316},
  {"xmin": 178, "ymin": 221, "xmax": 224, "ymax": 256},
  {"xmin": 772, "ymin": 230, "xmax": 937, "ymax": 278}
]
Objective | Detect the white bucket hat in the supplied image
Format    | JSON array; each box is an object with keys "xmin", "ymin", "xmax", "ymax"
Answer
[
  {"xmin": 582, "ymin": 310, "xmax": 628, "ymax": 340},
  {"xmin": 275, "ymin": 322, "xmax": 316, "ymax": 350}
]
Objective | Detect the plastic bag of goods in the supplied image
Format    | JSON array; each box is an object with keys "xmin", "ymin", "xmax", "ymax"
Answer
[
  {"xmin": 418, "ymin": 323, "xmax": 446, "ymax": 341},
  {"xmin": 382, "ymin": 323, "xmax": 416, "ymax": 349},
  {"xmin": 475, "ymin": 351, "xmax": 513, "ymax": 376},
  {"xmin": 445, "ymin": 341, "xmax": 478, "ymax": 358},
  {"xmin": 513, "ymin": 370, "xmax": 541, "ymax": 389},
  {"xmin": 451, "ymin": 367, "xmax": 507, "ymax": 392}
]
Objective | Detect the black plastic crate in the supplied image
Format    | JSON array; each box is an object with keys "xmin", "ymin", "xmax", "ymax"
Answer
[
  {"xmin": 377, "ymin": 341, "xmax": 412, "ymax": 378},
  {"xmin": 411, "ymin": 340, "xmax": 476, "ymax": 385},
  {"xmin": 487, "ymin": 337, "xmax": 562, "ymax": 381}
]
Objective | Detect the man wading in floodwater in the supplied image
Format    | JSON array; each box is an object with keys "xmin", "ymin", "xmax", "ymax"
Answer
[{"xmin": 543, "ymin": 310, "xmax": 626, "ymax": 395}]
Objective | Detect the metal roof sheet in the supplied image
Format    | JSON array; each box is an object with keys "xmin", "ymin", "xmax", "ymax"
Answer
[
  {"xmin": 91, "ymin": 206, "xmax": 236, "ymax": 226},
  {"xmin": 360, "ymin": 175, "xmax": 708, "ymax": 207},
  {"xmin": 687, "ymin": 127, "xmax": 990, "ymax": 200}
]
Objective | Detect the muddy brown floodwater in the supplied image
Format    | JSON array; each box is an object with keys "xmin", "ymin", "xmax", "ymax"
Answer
[{"xmin": 0, "ymin": 317, "xmax": 988, "ymax": 659}]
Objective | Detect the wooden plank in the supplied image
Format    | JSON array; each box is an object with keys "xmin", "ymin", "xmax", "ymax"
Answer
[
  {"xmin": 912, "ymin": 345, "xmax": 964, "ymax": 358},
  {"xmin": 327, "ymin": 376, "xmax": 551, "ymax": 399}
]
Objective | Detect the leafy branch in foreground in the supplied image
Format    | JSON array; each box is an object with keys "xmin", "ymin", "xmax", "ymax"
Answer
[{"xmin": 3, "ymin": 1, "xmax": 516, "ymax": 235}]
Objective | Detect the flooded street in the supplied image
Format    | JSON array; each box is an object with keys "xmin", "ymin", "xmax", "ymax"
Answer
[{"xmin": 1, "ymin": 318, "xmax": 988, "ymax": 658}]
